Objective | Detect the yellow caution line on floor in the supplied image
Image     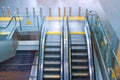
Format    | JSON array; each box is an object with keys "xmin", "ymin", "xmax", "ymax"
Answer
[
  {"xmin": 70, "ymin": 32, "xmax": 85, "ymax": 35},
  {"xmin": 0, "ymin": 17, "xmax": 23, "ymax": 21},
  {"xmin": 69, "ymin": 16, "xmax": 85, "ymax": 20},
  {"xmin": 0, "ymin": 32, "xmax": 10, "ymax": 35},
  {"xmin": 46, "ymin": 32, "xmax": 61, "ymax": 35},
  {"xmin": 46, "ymin": 17, "xmax": 62, "ymax": 20},
  {"xmin": 46, "ymin": 16, "xmax": 85, "ymax": 21}
]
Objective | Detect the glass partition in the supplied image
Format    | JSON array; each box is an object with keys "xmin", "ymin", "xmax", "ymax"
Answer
[
  {"xmin": 0, "ymin": 17, "xmax": 18, "ymax": 62},
  {"xmin": 87, "ymin": 11, "xmax": 120, "ymax": 80},
  {"xmin": 0, "ymin": 17, "xmax": 16, "ymax": 40}
]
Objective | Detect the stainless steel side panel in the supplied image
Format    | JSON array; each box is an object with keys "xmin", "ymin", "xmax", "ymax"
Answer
[{"xmin": 0, "ymin": 30, "xmax": 18, "ymax": 62}]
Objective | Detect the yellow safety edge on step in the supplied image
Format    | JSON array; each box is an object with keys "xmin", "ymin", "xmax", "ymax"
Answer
[
  {"xmin": 46, "ymin": 16, "xmax": 85, "ymax": 21},
  {"xmin": 46, "ymin": 32, "xmax": 61, "ymax": 35},
  {"xmin": 0, "ymin": 17, "xmax": 23, "ymax": 21},
  {"xmin": 70, "ymin": 32, "xmax": 85, "ymax": 35},
  {"xmin": 0, "ymin": 32, "xmax": 10, "ymax": 35}
]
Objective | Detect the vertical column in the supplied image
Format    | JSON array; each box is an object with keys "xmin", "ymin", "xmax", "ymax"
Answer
[
  {"xmin": 49, "ymin": 7, "xmax": 52, "ymax": 17},
  {"xmin": 7, "ymin": 7, "xmax": 10, "ymax": 17},
  {"xmin": 2, "ymin": 7, "xmax": 5, "ymax": 17},
  {"xmin": 85, "ymin": 9, "xmax": 88, "ymax": 17},
  {"xmin": 69, "ymin": 7, "xmax": 72, "ymax": 17},
  {"xmin": 64, "ymin": 7, "xmax": 66, "ymax": 17},
  {"xmin": 40, "ymin": 7, "xmax": 43, "ymax": 16},
  {"xmin": 33, "ymin": 7, "xmax": 35, "ymax": 15},
  {"xmin": 58, "ymin": 7, "xmax": 61, "ymax": 17},
  {"xmin": 78, "ymin": 7, "xmax": 81, "ymax": 16},
  {"xmin": 16, "ymin": 8, "xmax": 19, "ymax": 15},
  {"xmin": 26, "ymin": 8, "xmax": 29, "ymax": 16}
]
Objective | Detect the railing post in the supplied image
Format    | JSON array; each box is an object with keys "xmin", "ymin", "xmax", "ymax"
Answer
[
  {"xmin": 33, "ymin": 7, "xmax": 35, "ymax": 16},
  {"xmin": 85, "ymin": 9, "xmax": 88, "ymax": 17},
  {"xmin": 7, "ymin": 7, "xmax": 10, "ymax": 17},
  {"xmin": 2, "ymin": 7, "xmax": 5, "ymax": 17},
  {"xmin": 49, "ymin": 7, "xmax": 52, "ymax": 17},
  {"xmin": 64, "ymin": 7, "xmax": 66, "ymax": 17},
  {"xmin": 58, "ymin": 7, "xmax": 61, "ymax": 17},
  {"xmin": 26, "ymin": 8, "xmax": 29, "ymax": 16},
  {"xmin": 78, "ymin": 7, "xmax": 81, "ymax": 16},
  {"xmin": 40, "ymin": 7, "xmax": 43, "ymax": 16},
  {"xmin": 69, "ymin": 7, "xmax": 72, "ymax": 17},
  {"xmin": 16, "ymin": 8, "xmax": 19, "ymax": 15}
]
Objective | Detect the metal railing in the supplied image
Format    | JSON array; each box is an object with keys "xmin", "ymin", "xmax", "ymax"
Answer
[
  {"xmin": 0, "ymin": 17, "xmax": 16, "ymax": 29},
  {"xmin": 84, "ymin": 19, "xmax": 95, "ymax": 80},
  {"xmin": 87, "ymin": 11, "xmax": 120, "ymax": 80},
  {"xmin": 60, "ymin": 17, "xmax": 64, "ymax": 80},
  {"xmin": 16, "ymin": 15, "xmax": 42, "ymax": 32},
  {"xmin": 66, "ymin": 17, "xmax": 72, "ymax": 80},
  {"xmin": 37, "ymin": 16, "xmax": 46, "ymax": 80}
]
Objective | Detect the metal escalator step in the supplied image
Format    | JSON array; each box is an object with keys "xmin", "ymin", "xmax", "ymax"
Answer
[
  {"xmin": 46, "ymin": 40, "xmax": 60, "ymax": 43},
  {"xmin": 72, "ymin": 46, "xmax": 87, "ymax": 50},
  {"xmin": 72, "ymin": 53, "xmax": 87, "ymax": 56},
  {"xmin": 44, "ymin": 57, "xmax": 60, "ymax": 61},
  {"xmin": 44, "ymin": 69, "xmax": 60, "ymax": 75},
  {"xmin": 71, "ymin": 46, "xmax": 87, "ymax": 52},
  {"xmin": 72, "ymin": 66, "xmax": 88, "ymax": 69},
  {"xmin": 46, "ymin": 36, "xmax": 60, "ymax": 39},
  {"xmin": 44, "ymin": 68, "xmax": 60, "ymax": 71},
  {"xmin": 71, "ymin": 38, "xmax": 86, "ymax": 41},
  {"xmin": 72, "ymin": 53, "xmax": 88, "ymax": 59},
  {"xmin": 44, "ymin": 61, "xmax": 60, "ymax": 65},
  {"xmin": 72, "ymin": 73, "xmax": 89, "ymax": 79},
  {"xmin": 45, "ymin": 52, "xmax": 60, "ymax": 55},
  {"xmin": 72, "ymin": 59, "xmax": 88, "ymax": 65},
  {"xmin": 71, "ymin": 41, "xmax": 86, "ymax": 46},
  {"xmin": 72, "ymin": 67, "xmax": 89, "ymax": 72},
  {"xmin": 72, "ymin": 60, "xmax": 88, "ymax": 63},
  {"xmin": 71, "ymin": 37, "xmax": 85, "ymax": 40},
  {"xmin": 72, "ymin": 73, "xmax": 89, "ymax": 77},
  {"xmin": 45, "ymin": 48, "xmax": 60, "ymax": 52},
  {"xmin": 45, "ymin": 43, "xmax": 60, "ymax": 47},
  {"xmin": 71, "ymin": 34, "xmax": 85, "ymax": 37},
  {"xmin": 44, "ymin": 75, "xmax": 60, "ymax": 79},
  {"xmin": 44, "ymin": 63, "xmax": 60, "ymax": 68},
  {"xmin": 45, "ymin": 55, "xmax": 60, "ymax": 58}
]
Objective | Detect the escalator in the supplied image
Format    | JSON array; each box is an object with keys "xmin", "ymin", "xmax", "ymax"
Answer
[
  {"xmin": 43, "ymin": 34, "xmax": 61, "ymax": 80},
  {"xmin": 70, "ymin": 34, "xmax": 89, "ymax": 79},
  {"xmin": 67, "ymin": 18, "xmax": 94, "ymax": 80},
  {"xmin": 39, "ymin": 19, "xmax": 63, "ymax": 80}
]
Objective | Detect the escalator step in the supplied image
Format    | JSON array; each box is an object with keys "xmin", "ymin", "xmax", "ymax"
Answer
[
  {"xmin": 72, "ymin": 52, "xmax": 87, "ymax": 56},
  {"xmin": 45, "ymin": 54, "xmax": 60, "ymax": 58},
  {"xmin": 43, "ymin": 70, "xmax": 60, "ymax": 75},
  {"xmin": 72, "ymin": 46, "xmax": 87, "ymax": 50},
  {"xmin": 46, "ymin": 39, "xmax": 60, "ymax": 42},
  {"xmin": 44, "ymin": 61, "xmax": 60, "ymax": 65},
  {"xmin": 71, "ymin": 41, "xmax": 86, "ymax": 46},
  {"xmin": 72, "ymin": 66, "xmax": 88, "ymax": 69},
  {"xmin": 44, "ymin": 68, "xmax": 60, "ymax": 71},
  {"xmin": 43, "ymin": 74, "xmax": 60, "ymax": 79},
  {"xmin": 45, "ymin": 48, "xmax": 60, "ymax": 52},
  {"xmin": 72, "ymin": 60, "xmax": 88, "ymax": 63},
  {"xmin": 45, "ymin": 42, "xmax": 60, "ymax": 47},
  {"xmin": 72, "ymin": 72, "xmax": 89, "ymax": 79}
]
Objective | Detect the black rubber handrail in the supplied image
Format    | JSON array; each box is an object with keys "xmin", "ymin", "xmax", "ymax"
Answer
[
  {"xmin": 60, "ymin": 17, "xmax": 64, "ymax": 80},
  {"xmin": 37, "ymin": 16, "xmax": 45, "ymax": 80},
  {"xmin": 0, "ymin": 17, "xmax": 16, "ymax": 29},
  {"xmin": 84, "ymin": 22, "xmax": 95, "ymax": 80},
  {"xmin": 66, "ymin": 17, "xmax": 72, "ymax": 80}
]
